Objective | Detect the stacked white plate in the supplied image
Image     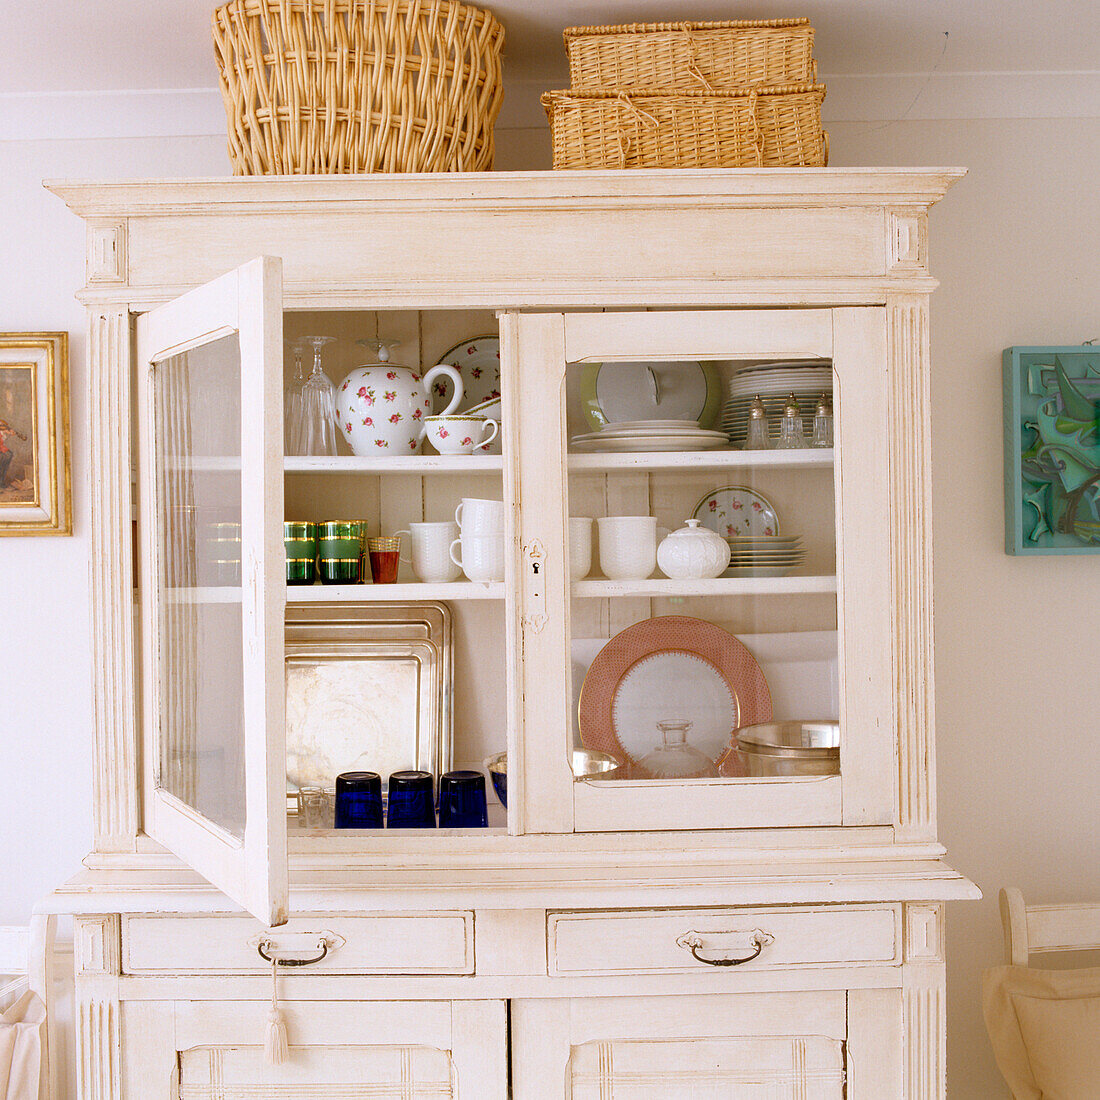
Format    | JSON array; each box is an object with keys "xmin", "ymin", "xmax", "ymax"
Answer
[
  {"xmin": 721, "ymin": 363, "xmax": 833, "ymax": 448},
  {"xmin": 724, "ymin": 534, "xmax": 805, "ymax": 578},
  {"xmin": 571, "ymin": 419, "xmax": 729, "ymax": 453}
]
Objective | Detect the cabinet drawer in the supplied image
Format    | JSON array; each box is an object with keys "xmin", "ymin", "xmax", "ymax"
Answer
[
  {"xmin": 548, "ymin": 905, "xmax": 899, "ymax": 976},
  {"xmin": 123, "ymin": 913, "xmax": 474, "ymax": 975}
]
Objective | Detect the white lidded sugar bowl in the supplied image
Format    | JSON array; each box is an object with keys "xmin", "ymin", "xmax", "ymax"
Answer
[
  {"xmin": 656, "ymin": 518, "xmax": 731, "ymax": 579},
  {"xmin": 336, "ymin": 339, "xmax": 464, "ymax": 455}
]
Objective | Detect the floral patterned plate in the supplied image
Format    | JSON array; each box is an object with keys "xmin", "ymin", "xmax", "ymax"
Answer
[
  {"xmin": 692, "ymin": 486, "xmax": 781, "ymax": 539},
  {"xmin": 432, "ymin": 336, "xmax": 501, "ymax": 414}
]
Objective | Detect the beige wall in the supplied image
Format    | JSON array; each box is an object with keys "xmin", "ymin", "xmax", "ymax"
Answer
[
  {"xmin": 828, "ymin": 116, "xmax": 1100, "ymax": 1097},
  {"xmin": 2, "ymin": 111, "xmax": 1098, "ymax": 1098},
  {"xmin": 0, "ymin": 135, "xmax": 233, "ymax": 929}
]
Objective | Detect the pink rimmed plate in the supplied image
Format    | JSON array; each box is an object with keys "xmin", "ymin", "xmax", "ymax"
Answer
[{"xmin": 578, "ymin": 616, "xmax": 772, "ymax": 774}]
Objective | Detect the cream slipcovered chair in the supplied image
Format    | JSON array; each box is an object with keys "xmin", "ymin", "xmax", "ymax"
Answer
[
  {"xmin": 984, "ymin": 887, "xmax": 1100, "ymax": 1099},
  {"xmin": 0, "ymin": 920, "xmax": 52, "ymax": 1100}
]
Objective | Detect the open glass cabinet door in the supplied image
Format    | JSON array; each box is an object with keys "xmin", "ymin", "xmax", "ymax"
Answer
[{"xmin": 135, "ymin": 257, "xmax": 288, "ymax": 925}]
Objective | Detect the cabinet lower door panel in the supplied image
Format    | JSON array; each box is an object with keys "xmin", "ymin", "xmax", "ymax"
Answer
[
  {"xmin": 568, "ymin": 1035, "xmax": 844, "ymax": 1099},
  {"xmin": 179, "ymin": 1044, "xmax": 455, "ymax": 1098},
  {"xmin": 513, "ymin": 991, "xmax": 877, "ymax": 1099},
  {"xmin": 121, "ymin": 999, "xmax": 507, "ymax": 1100}
]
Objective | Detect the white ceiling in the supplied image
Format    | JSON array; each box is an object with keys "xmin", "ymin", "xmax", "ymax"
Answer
[{"xmin": 2, "ymin": 0, "xmax": 1097, "ymax": 96}]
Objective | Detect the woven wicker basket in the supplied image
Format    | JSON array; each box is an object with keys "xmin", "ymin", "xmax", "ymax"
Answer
[
  {"xmin": 212, "ymin": 0, "xmax": 505, "ymax": 175},
  {"xmin": 564, "ymin": 19, "xmax": 816, "ymax": 92},
  {"xmin": 542, "ymin": 85, "xmax": 827, "ymax": 171}
]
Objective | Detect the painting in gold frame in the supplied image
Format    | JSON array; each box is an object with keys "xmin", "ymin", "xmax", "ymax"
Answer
[{"xmin": 0, "ymin": 333, "xmax": 71, "ymax": 535}]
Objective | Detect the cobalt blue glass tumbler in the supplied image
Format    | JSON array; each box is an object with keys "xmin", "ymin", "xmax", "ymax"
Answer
[
  {"xmin": 438, "ymin": 770, "xmax": 489, "ymax": 828},
  {"xmin": 386, "ymin": 770, "xmax": 436, "ymax": 828},
  {"xmin": 334, "ymin": 771, "xmax": 383, "ymax": 829}
]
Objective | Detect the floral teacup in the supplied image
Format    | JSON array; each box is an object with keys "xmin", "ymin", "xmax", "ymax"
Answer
[{"xmin": 423, "ymin": 415, "xmax": 498, "ymax": 456}]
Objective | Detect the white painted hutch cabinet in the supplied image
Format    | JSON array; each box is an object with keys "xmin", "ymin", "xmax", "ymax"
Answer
[{"xmin": 44, "ymin": 169, "xmax": 977, "ymax": 1099}]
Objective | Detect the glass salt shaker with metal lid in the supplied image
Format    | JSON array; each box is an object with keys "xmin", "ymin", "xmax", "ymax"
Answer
[
  {"xmin": 775, "ymin": 392, "xmax": 807, "ymax": 450},
  {"xmin": 810, "ymin": 392, "xmax": 834, "ymax": 448},
  {"xmin": 743, "ymin": 395, "xmax": 771, "ymax": 450}
]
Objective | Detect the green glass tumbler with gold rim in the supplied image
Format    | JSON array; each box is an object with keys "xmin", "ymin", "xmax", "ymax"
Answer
[
  {"xmin": 317, "ymin": 520, "xmax": 364, "ymax": 584},
  {"xmin": 284, "ymin": 520, "xmax": 317, "ymax": 586}
]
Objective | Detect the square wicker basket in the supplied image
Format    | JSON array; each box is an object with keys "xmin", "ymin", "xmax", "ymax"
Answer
[
  {"xmin": 564, "ymin": 19, "xmax": 816, "ymax": 92},
  {"xmin": 542, "ymin": 85, "xmax": 827, "ymax": 171}
]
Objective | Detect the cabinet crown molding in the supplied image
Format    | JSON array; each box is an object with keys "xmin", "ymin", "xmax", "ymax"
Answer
[{"xmin": 47, "ymin": 168, "xmax": 966, "ymax": 220}]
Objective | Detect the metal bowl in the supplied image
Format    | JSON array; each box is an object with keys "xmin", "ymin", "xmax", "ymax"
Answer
[
  {"xmin": 484, "ymin": 752, "xmax": 508, "ymax": 807},
  {"xmin": 572, "ymin": 748, "xmax": 622, "ymax": 781},
  {"xmin": 483, "ymin": 749, "xmax": 622, "ymax": 808},
  {"xmin": 734, "ymin": 721, "xmax": 840, "ymax": 777}
]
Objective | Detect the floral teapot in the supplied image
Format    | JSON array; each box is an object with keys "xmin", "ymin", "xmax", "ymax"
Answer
[{"xmin": 336, "ymin": 340, "xmax": 463, "ymax": 455}]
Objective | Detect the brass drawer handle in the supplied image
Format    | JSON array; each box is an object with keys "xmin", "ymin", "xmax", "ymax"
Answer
[
  {"xmin": 252, "ymin": 931, "xmax": 344, "ymax": 967},
  {"xmin": 676, "ymin": 928, "xmax": 775, "ymax": 967},
  {"xmin": 257, "ymin": 939, "xmax": 326, "ymax": 967}
]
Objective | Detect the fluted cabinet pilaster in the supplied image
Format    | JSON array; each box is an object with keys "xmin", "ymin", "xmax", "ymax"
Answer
[
  {"xmin": 87, "ymin": 309, "xmax": 139, "ymax": 852},
  {"xmin": 887, "ymin": 294, "xmax": 938, "ymax": 841},
  {"xmin": 73, "ymin": 916, "xmax": 121, "ymax": 1100}
]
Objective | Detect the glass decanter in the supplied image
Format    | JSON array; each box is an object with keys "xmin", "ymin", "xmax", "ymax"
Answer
[
  {"xmin": 296, "ymin": 335, "xmax": 338, "ymax": 456},
  {"xmin": 743, "ymin": 395, "xmax": 771, "ymax": 450},
  {"xmin": 638, "ymin": 720, "xmax": 719, "ymax": 779},
  {"xmin": 774, "ymin": 392, "xmax": 807, "ymax": 449},
  {"xmin": 810, "ymin": 392, "xmax": 834, "ymax": 448},
  {"xmin": 284, "ymin": 339, "xmax": 305, "ymax": 455}
]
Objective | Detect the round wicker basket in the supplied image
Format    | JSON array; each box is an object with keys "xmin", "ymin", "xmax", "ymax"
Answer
[{"xmin": 212, "ymin": 0, "xmax": 505, "ymax": 175}]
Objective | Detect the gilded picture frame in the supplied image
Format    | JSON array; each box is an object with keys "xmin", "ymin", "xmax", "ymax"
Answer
[{"xmin": 0, "ymin": 332, "xmax": 71, "ymax": 536}]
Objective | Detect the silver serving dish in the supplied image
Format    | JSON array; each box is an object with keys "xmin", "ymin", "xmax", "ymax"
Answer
[
  {"xmin": 484, "ymin": 749, "xmax": 621, "ymax": 807},
  {"xmin": 735, "ymin": 721, "xmax": 840, "ymax": 777},
  {"xmin": 284, "ymin": 602, "xmax": 452, "ymax": 793}
]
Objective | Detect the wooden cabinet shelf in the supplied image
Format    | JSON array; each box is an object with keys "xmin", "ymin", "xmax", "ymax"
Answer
[
  {"xmin": 567, "ymin": 448, "xmax": 834, "ymax": 472},
  {"xmin": 284, "ymin": 455, "xmax": 503, "ymax": 475},
  {"xmin": 572, "ymin": 575, "xmax": 837, "ymax": 599},
  {"xmin": 286, "ymin": 581, "xmax": 504, "ymax": 602}
]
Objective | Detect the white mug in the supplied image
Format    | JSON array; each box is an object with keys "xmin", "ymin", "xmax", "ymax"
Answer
[
  {"xmin": 423, "ymin": 415, "xmax": 499, "ymax": 456},
  {"xmin": 394, "ymin": 521, "xmax": 461, "ymax": 583},
  {"xmin": 597, "ymin": 515, "xmax": 660, "ymax": 580},
  {"xmin": 449, "ymin": 533, "xmax": 505, "ymax": 583},
  {"xmin": 455, "ymin": 497, "xmax": 505, "ymax": 533},
  {"xmin": 569, "ymin": 516, "xmax": 593, "ymax": 579}
]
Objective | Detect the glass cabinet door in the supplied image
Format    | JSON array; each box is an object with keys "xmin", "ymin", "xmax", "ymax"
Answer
[
  {"xmin": 135, "ymin": 257, "xmax": 288, "ymax": 924},
  {"xmin": 503, "ymin": 308, "xmax": 892, "ymax": 834}
]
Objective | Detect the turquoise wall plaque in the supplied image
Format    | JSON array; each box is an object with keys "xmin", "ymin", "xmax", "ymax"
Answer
[{"xmin": 1003, "ymin": 345, "xmax": 1100, "ymax": 555}]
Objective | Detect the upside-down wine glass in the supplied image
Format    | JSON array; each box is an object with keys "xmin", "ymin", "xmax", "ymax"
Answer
[
  {"xmin": 284, "ymin": 339, "xmax": 306, "ymax": 455},
  {"xmin": 296, "ymin": 336, "xmax": 338, "ymax": 457}
]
